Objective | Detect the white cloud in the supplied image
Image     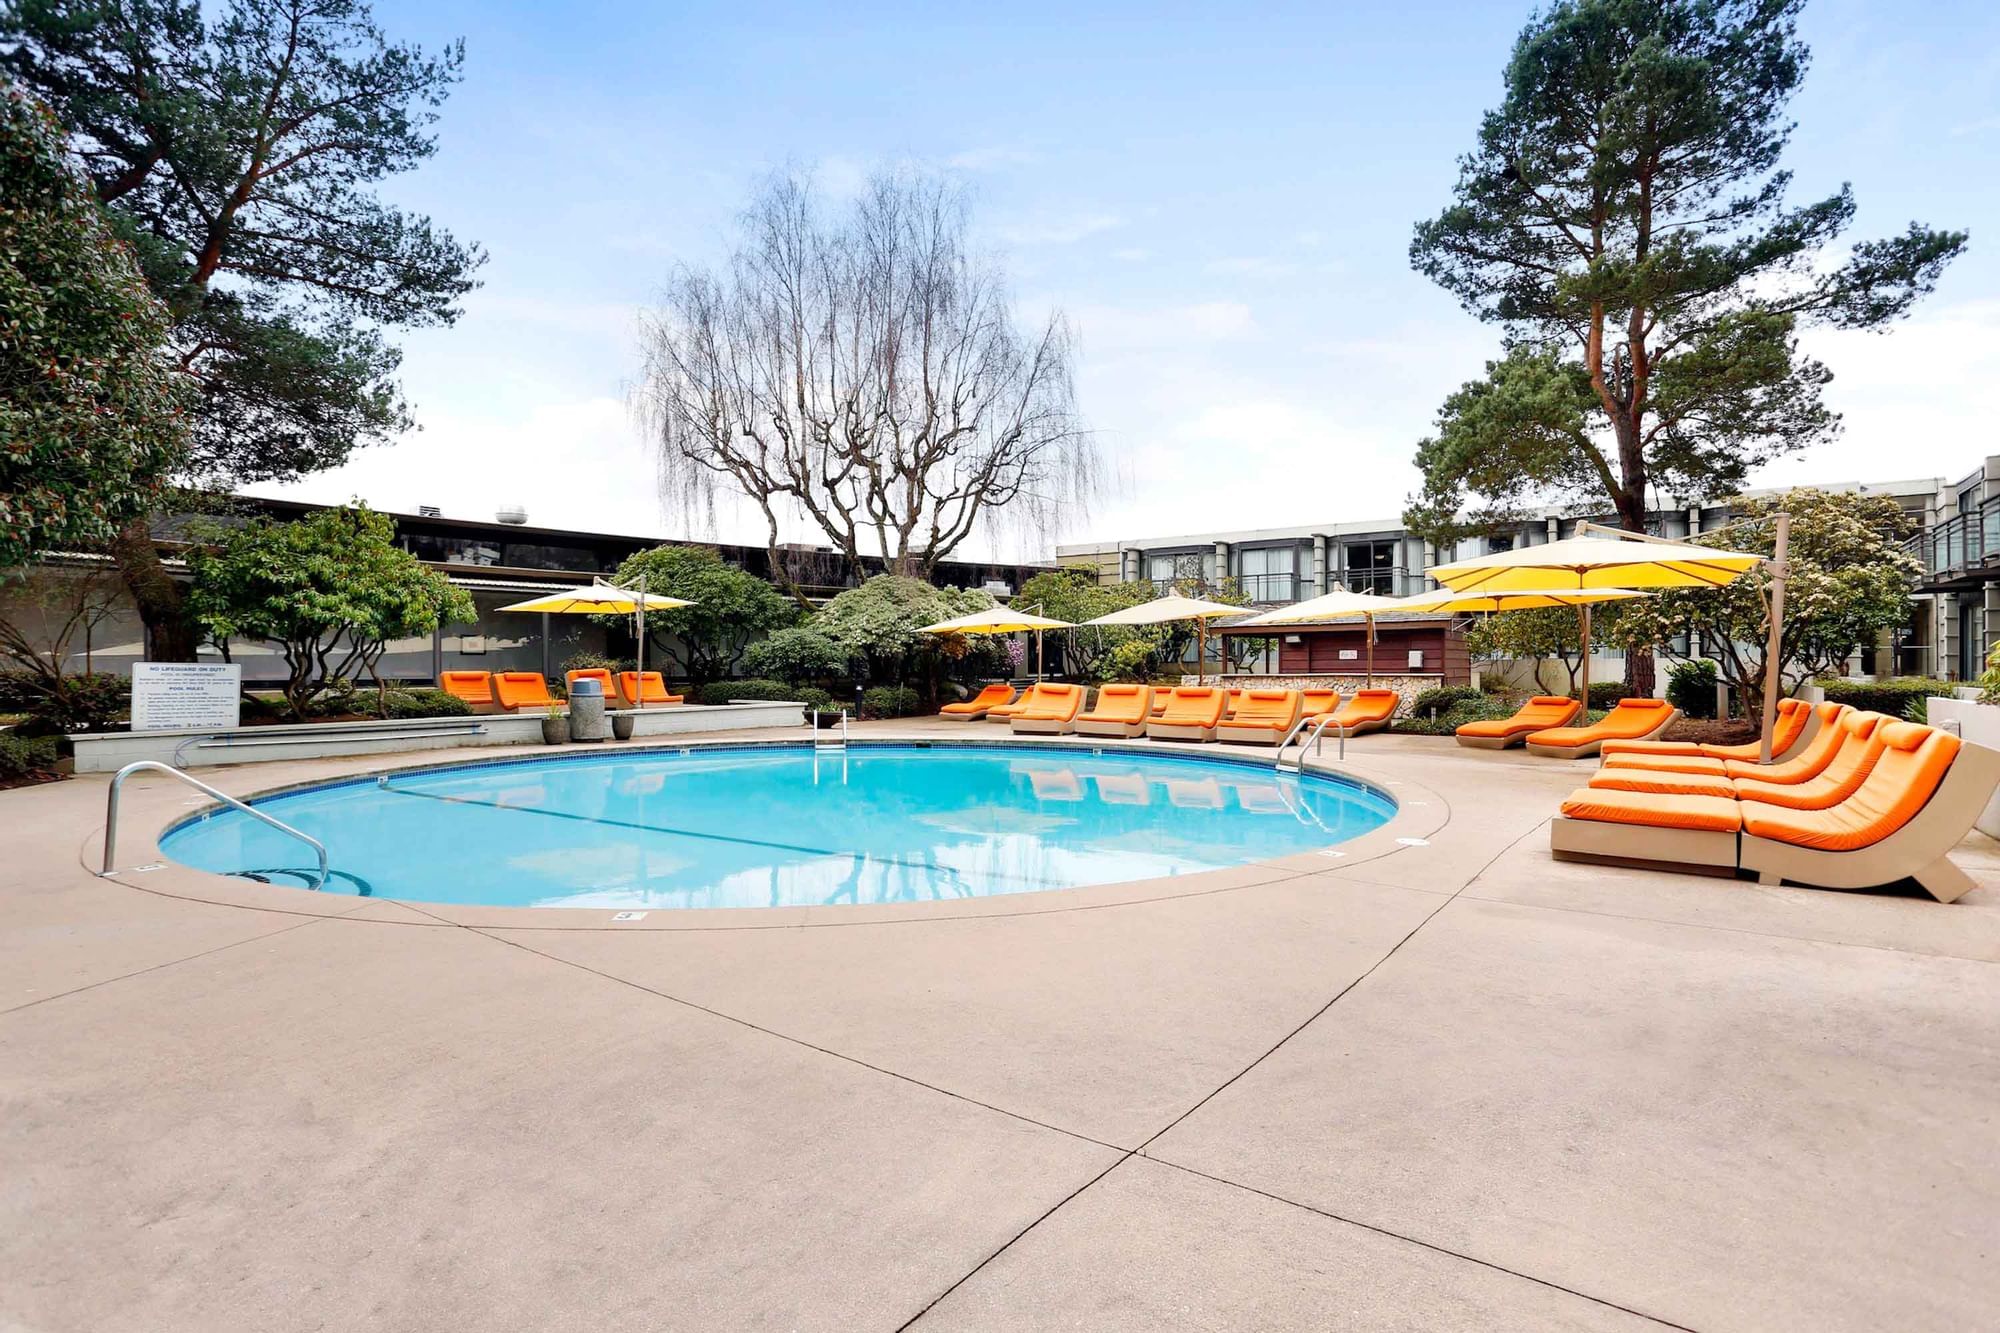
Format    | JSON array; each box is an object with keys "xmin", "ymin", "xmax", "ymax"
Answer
[
  {"xmin": 946, "ymin": 144, "xmax": 1041, "ymax": 171},
  {"xmin": 996, "ymin": 211, "xmax": 1125, "ymax": 247},
  {"xmin": 1110, "ymin": 247, "xmax": 1152, "ymax": 262},
  {"xmin": 1070, "ymin": 300, "xmax": 1259, "ymax": 355}
]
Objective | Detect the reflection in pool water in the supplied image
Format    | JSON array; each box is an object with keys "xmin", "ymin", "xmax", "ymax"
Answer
[{"xmin": 161, "ymin": 745, "xmax": 1397, "ymax": 910}]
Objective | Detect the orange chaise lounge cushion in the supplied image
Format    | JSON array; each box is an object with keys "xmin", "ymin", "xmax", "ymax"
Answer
[
  {"xmin": 1600, "ymin": 698, "xmax": 1812, "ymax": 760},
  {"xmin": 1531, "ymin": 698, "xmax": 1674, "ymax": 748},
  {"xmin": 1222, "ymin": 689, "xmax": 1302, "ymax": 733},
  {"xmin": 618, "ymin": 672, "xmax": 683, "ymax": 705},
  {"xmin": 1586, "ymin": 767, "xmax": 1738, "ymax": 800},
  {"xmin": 565, "ymin": 668, "xmax": 614, "ymax": 700},
  {"xmin": 995, "ymin": 682, "xmax": 1072, "ymax": 720},
  {"xmin": 1456, "ymin": 696, "xmax": 1578, "ymax": 740},
  {"xmin": 1299, "ymin": 689, "xmax": 1342, "ymax": 719},
  {"xmin": 439, "ymin": 671, "xmax": 494, "ymax": 708},
  {"xmin": 941, "ymin": 683, "xmax": 1014, "ymax": 716},
  {"xmin": 1740, "ymin": 721, "xmax": 1961, "ymax": 852},
  {"xmin": 1603, "ymin": 703, "xmax": 1850, "ymax": 777},
  {"xmin": 1330, "ymin": 689, "xmax": 1399, "ymax": 727},
  {"xmin": 1157, "ymin": 687, "xmax": 1228, "ymax": 726},
  {"xmin": 1559, "ymin": 787, "xmax": 1743, "ymax": 833},
  {"xmin": 1014, "ymin": 683, "xmax": 1086, "ymax": 722},
  {"xmin": 1076, "ymin": 684, "xmax": 1151, "ymax": 725},
  {"xmin": 1592, "ymin": 711, "xmax": 1883, "ymax": 801},
  {"xmin": 493, "ymin": 672, "xmax": 558, "ymax": 710},
  {"xmin": 1731, "ymin": 713, "xmax": 1888, "ymax": 811}
]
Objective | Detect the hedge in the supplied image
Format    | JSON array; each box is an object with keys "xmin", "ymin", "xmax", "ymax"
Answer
[
  {"xmin": 1816, "ymin": 677, "xmax": 1955, "ymax": 717},
  {"xmin": 0, "ymin": 734, "xmax": 60, "ymax": 780},
  {"xmin": 1408, "ymin": 685, "xmax": 1484, "ymax": 719},
  {"xmin": 1586, "ymin": 681, "xmax": 1629, "ymax": 709},
  {"xmin": 1391, "ymin": 696, "xmax": 1513, "ymax": 736},
  {"xmin": 694, "ymin": 678, "xmax": 799, "ymax": 705},
  {"xmin": 1666, "ymin": 659, "xmax": 1719, "ymax": 719},
  {"xmin": 861, "ymin": 685, "xmax": 923, "ymax": 719}
]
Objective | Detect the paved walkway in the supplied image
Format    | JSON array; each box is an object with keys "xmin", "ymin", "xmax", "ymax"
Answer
[{"xmin": 2, "ymin": 724, "xmax": 1996, "ymax": 1331}]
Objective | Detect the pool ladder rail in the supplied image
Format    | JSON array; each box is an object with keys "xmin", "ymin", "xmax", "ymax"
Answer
[
  {"xmin": 1276, "ymin": 715, "xmax": 1349, "ymax": 774},
  {"xmin": 811, "ymin": 708, "xmax": 850, "ymax": 750},
  {"xmin": 99, "ymin": 760, "xmax": 330, "ymax": 891}
]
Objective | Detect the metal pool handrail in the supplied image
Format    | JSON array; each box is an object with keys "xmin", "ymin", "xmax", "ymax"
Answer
[
  {"xmin": 101, "ymin": 760, "xmax": 329, "ymax": 891},
  {"xmin": 1276, "ymin": 715, "xmax": 1349, "ymax": 773}
]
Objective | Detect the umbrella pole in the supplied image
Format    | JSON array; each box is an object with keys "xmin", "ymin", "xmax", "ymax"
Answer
[
  {"xmin": 1366, "ymin": 614, "xmax": 1375, "ymax": 689},
  {"xmin": 1578, "ymin": 603, "xmax": 1592, "ymax": 708},
  {"xmin": 1757, "ymin": 513, "xmax": 1791, "ymax": 763},
  {"xmin": 634, "ymin": 572, "xmax": 646, "ymax": 712},
  {"xmin": 1198, "ymin": 620, "xmax": 1207, "ymax": 687},
  {"xmin": 1036, "ymin": 628, "xmax": 1044, "ymax": 684}
]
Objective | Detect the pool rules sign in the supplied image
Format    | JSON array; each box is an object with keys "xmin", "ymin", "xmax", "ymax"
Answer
[{"xmin": 130, "ymin": 663, "xmax": 242, "ymax": 732}]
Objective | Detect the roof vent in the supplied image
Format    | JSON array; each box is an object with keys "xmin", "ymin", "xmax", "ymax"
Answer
[
  {"xmin": 418, "ymin": 504, "xmax": 442, "ymax": 518},
  {"xmin": 495, "ymin": 505, "xmax": 529, "ymax": 526}
]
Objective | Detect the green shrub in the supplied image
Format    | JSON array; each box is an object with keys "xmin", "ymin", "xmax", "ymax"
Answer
[
  {"xmin": 0, "ymin": 733, "xmax": 60, "ymax": 779},
  {"xmin": 694, "ymin": 678, "xmax": 798, "ymax": 705},
  {"xmin": 1666, "ymin": 659, "xmax": 1719, "ymax": 719},
  {"xmin": 1409, "ymin": 685, "xmax": 1484, "ymax": 719},
  {"xmin": 382, "ymin": 688, "xmax": 474, "ymax": 719},
  {"xmin": 1391, "ymin": 696, "xmax": 1513, "ymax": 736},
  {"xmin": 1586, "ymin": 681, "xmax": 1629, "ymax": 710},
  {"xmin": 743, "ymin": 627, "xmax": 848, "ymax": 684},
  {"xmin": 1816, "ymin": 677, "xmax": 1954, "ymax": 718},
  {"xmin": 561, "ymin": 651, "xmax": 626, "ymax": 675},
  {"xmin": 1903, "ymin": 695, "xmax": 1928, "ymax": 725},
  {"xmin": 7, "ymin": 672, "xmax": 129, "ymax": 735},
  {"xmin": 861, "ymin": 685, "xmax": 923, "ymax": 718}
]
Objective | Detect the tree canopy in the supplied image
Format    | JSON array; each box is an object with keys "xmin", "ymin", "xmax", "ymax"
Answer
[
  {"xmin": 1015, "ymin": 568, "xmax": 1155, "ymax": 681},
  {"xmin": 603, "ymin": 545, "xmax": 797, "ymax": 687},
  {"xmin": 4, "ymin": 0, "xmax": 482, "ymax": 654},
  {"xmin": 1605, "ymin": 488, "xmax": 1917, "ymax": 710},
  {"xmin": 636, "ymin": 170, "xmax": 1097, "ymax": 599},
  {"xmin": 809, "ymin": 576, "xmax": 995, "ymax": 683},
  {"xmin": 185, "ymin": 503, "xmax": 474, "ymax": 718},
  {"xmin": 1405, "ymin": 0, "xmax": 1965, "ymax": 549},
  {"xmin": 1, "ymin": 84, "xmax": 188, "ymax": 570}
]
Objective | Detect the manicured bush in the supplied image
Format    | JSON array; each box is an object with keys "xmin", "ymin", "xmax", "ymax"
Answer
[
  {"xmin": 382, "ymin": 688, "xmax": 474, "ymax": 719},
  {"xmin": 6, "ymin": 672, "xmax": 128, "ymax": 735},
  {"xmin": 1665, "ymin": 659, "xmax": 1719, "ymax": 719},
  {"xmin": 0, "ymin": 733, "xmax": 60, "ymax": 779},
  {"xmin": 1586, "ymin": 681, "xmax": 1629, "ymax": 709},
  {"xmin": 561, "ymin": 651, "xmax": 625, "ymax": 675},
  {"xmin": 861, "ymin": 685, "xmax": 923, "ymax": 719},
  {"xmin": 1816, "ymin": 677, "xmax": 1955, "ymax": 718},
  {"xmin": 694, "ymin": 678, "xmax": 798, "ymax": 705},
  {"xmin": 743, "ymin": 627, "xmax": 848, "ymax": 684},
  {"xmin": 1391, "ymin": 696, "xmax": 1513, "ymax": 736},
  {"xmin": 1409, "ymin": 685, "xmax": 1484, "ymax": 719}
]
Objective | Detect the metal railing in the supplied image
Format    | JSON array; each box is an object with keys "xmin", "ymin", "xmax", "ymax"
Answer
[
  {"xmin": 1906, "ymin": 500, "xmax": 2000, "ymax": 581},
  {"xmin": 1236, "ymin": 572, "xmax": 1300, "ymax": 604},
  {"xmin": 1275, "ymin": 715, "xmax": 1349, "ymax": 772},
  {"xmin": 811, "ymin": 708, "xmax": 850, "ymax": 749},
  {"xmin": 101, "ymin": 761, "xmax": 329, "ymax": 890}
]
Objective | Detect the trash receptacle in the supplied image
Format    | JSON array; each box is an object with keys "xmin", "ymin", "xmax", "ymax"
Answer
[{"xmin": 567, "ymin": 676, "xmax": 610, "ymax": 742}]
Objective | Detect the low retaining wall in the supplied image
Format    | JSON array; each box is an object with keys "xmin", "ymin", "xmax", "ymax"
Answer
[
  {"xmin": 69, "ymin": 701, "xmax": 807, "ymax": 773},
  {"xmin": 1185, "ymin": 674, "xmax": 1444, "ymax": 708}
]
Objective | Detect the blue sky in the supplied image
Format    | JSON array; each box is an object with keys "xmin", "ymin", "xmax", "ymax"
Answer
[{"xmin": 260, "ymin": 0, "xmax": 2000, "ymax": 558}]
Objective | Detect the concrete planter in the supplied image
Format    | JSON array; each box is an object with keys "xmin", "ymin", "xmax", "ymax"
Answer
[
  {"xmin": 540, "ymin": 716, "xmax": 568, "ymax": 745},
  {"xmin": 1923, "ymin": 695, "xmax": 2000, "ymax": 837}
]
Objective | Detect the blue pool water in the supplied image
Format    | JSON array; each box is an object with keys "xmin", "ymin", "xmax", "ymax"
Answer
[{"xmin": 160, "ymin": 744, "xmax": 1397, "ymax": 910}]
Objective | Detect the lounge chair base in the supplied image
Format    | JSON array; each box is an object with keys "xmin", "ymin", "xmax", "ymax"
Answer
[
  {"xmin": 1339, "ymin": 718, "xmax": 1391, "ymax": 737},
  {"xmin": 1548, "ymin": 815, "xmax": 1739, "ymax": 874},
  {"xmin": 1527, "ymin": 739, "xmax": 1610, "ymax": 760},
  {"xmin": 1074, "ymin": 719, "xmax": 1147, "ymax": 738},
  {"xmin": 1010, "ymin": 717, "xmax": 1077, "ymax": 735},
  {"xmin": 937, "ymin": 710, "xmax": 990, "ymax": 721},
  {"xmin": 1213, "ymin": 725, "xmax": 1288, "ymax": 745},
  {"xmin": 1146, "ymin": 723, "xmax": 1216, "ymax": 742},
  {"xmin": 1454, "ymin": 731, "xmax": 1527, "ymax": 750}
]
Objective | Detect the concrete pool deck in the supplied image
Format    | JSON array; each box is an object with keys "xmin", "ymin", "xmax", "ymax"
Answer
[{"xmin": 3, "ymin": 719, "xmax": 1997, "ymax": 1330}]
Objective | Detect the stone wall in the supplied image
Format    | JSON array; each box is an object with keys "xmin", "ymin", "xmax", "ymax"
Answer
[{"xmin": 1183, "ymin": 674, "xmax": 1445, "ymax": 709}]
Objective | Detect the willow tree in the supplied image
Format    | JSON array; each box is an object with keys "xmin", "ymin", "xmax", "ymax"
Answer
[
  {"xmin": 1404, "ymin": 0, "xmax": 1965, "ymax": 690},
  {"xmin": 636, "ymin": 170, "xmax": 1096, "ymax": 604},
  {"xmin": 4, "ymin": 0, "xmax": 483, "ymax": 657}
]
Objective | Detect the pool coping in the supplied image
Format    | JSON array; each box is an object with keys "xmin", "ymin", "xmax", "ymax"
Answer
[{"xmin": 85, "ymin": 733, "xmax": 1451, "ymax": 931}]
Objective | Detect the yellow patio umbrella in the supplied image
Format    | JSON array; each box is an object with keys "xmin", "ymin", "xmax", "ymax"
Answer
[
  {"xmin": 918, "ymin": 605, "xmax": 1075, "ymax": 684},
  {"xmin": 1232, "ymin": 587, "xmax": 1407, "ymax": 687},
  {"xmin": 497, "ymin": 581, "xmax": 695, "ymax": 709},
  {"xmin": 1394, "ymin": 585, "xmax": 1650, "ymax": 706},
  {"xmin": 1080, "ymin": 594, "xmax": 1248, "ymax": 686}
]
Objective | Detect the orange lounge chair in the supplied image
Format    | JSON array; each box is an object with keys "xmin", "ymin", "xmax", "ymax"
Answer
[
  {"xmin": 1326, "ymin": 688, "xmax": 1400, "ymax": 738},
  {"xmin": 1524, "ymin": 698, "xmax": 1678, "ymax": 760},
  {"xmin": 1146, "ymin": 687, "xmax": 1229, "ymax": 742},
  {"xmin": 1010, "ymin": 683, "xmax": 1089, "ymax": 735},
  {"xmin": 1588, "ymin": 712, "xmax": 1886, "ymax": 803},
  {"xmin": 438, "ymin": 671, "xmax": 500, "ymax": 714},
  {"xmin": 565, "ymin": 668, "xmax": 615, "ymax": 703},
  {"xmin": 941, "ymin": 683, "xmax": 1016, "ymax": 720},
  {"xmin": 1739, "ymin": 722, "xmax": 2000, "ymax": 903},
  {"xmin": 990, "ymin": 681, "xmax": 1075, "ymax": 726},
  {"xmin": 1455, "ymin": 695, "xmax": 1581, "ymax": 750},
  {"xmin": 616, "ymin": 671, "xmax": 684, "ymax": 707},
  {"xmin": 1215, "ymin": 689, "xmax": 1303, "ymax": 745},
  {"xmin": 1223, "ymin": 688, "xmax": 1249, "ymax": 720},
  {"xmin": 1600, "ymin": 702, "xmax": 1849, "ymax": 776},
  {"xmin": 1599, "ymin": 698, "xmax": 1819, "ymax": 764},
  {"xmin": 1298, "ymin": 689, "xmax": 1342, "ymax": 720},
  {"xmin": 492, "ymin": 672, "xmax": 561, "ymax": 713},
  {"xmin": 1074, "ymin": 684, "xmax": 1154, "ymax": 738},
  {"xmin": 1149, "ymin": 691, "xmax": 1172, "ymax": 717}
]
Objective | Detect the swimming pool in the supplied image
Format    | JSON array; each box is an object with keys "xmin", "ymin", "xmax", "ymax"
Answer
[{"xmin": 160, "ymin": 744, "xmax": 1397, "ymax": 910}]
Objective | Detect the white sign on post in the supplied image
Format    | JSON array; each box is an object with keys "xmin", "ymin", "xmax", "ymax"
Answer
[{"xmin": 130, "ymin": 662, "xmax": 243, "ymax": 732}]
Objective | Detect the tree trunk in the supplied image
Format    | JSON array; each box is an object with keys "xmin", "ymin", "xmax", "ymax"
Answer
[
  {"xmin": 108, "ymin": 517, "xmax": 199, "ymax": 661},
  {"xmin": 1612, "ymin": 486, "xmax": 1657, "ymax": 697}
]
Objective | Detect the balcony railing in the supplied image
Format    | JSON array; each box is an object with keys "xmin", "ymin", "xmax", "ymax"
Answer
[
  {"xmin": 1236, "ymin": 573, "xmax": 1299, "ymax": 603},
  {"xmin": 1906, "ymin": 499, "xmax": 2000, "ymax": 582}
]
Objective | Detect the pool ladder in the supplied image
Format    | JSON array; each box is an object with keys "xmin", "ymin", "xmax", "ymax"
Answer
[
  {"xmin": 811, "ymin": 708, "xmax": 850, "ymax": 750},
  {"xmin": 1276, "ymin": 716, "xmax": 1348, "ymax": 774},
  {"xmin": 100, "ymin": 760, "xmax": 330, "ymax": 890}
]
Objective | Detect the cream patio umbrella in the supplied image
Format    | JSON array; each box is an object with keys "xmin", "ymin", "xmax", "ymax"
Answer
[
  {"xmin": 497, "ymin": 581, "xmax": 695, "ymax": 709},
  {"xmin": 918, "ymin": 605, "xmax": 1075, "ymax": 684},
  {"xmin": 1231, "ymin": 588, "xmax": 1409, "ymax": 687},
  {"xmin": 1393, "ymin": 585, "xmax": 1650, "ymax": 707},
  {"xmin": 1080, "ymin": 594, "xmax": 1249, "ymax": 686},
  {"xmin": 1427, "ymin": 530, "xmax": 1772, "ymax": 751}
]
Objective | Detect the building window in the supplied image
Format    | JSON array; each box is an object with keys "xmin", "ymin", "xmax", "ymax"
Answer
[
  {"xmin": 1343, "ymin": 540, "xmax": 1397, "ymax": 596},
  {"xmin": 1148, "ymin": 552, "xmax": 1211, "ymax": 593},
  {"xmin": 1237, "ymin": 547, "xmax": 1296, "ymax": 603}
]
